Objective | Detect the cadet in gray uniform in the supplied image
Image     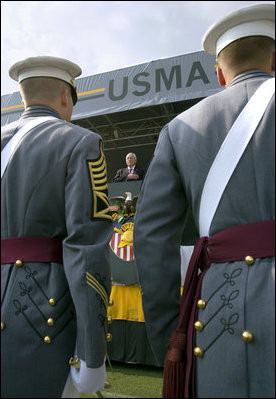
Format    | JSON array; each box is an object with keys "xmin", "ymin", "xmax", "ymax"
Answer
[
  {"xmin": 134, "ymin": 4, "xmax": 275, "ymax": 398},
  {"xmin": 1, "ymin": 56, "xmax": 113, "ymax": 397}
]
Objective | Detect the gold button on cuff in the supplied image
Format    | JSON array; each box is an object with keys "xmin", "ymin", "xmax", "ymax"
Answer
[
  {"xmin": 107, "ymin": 316, "xmax": 113, "ymax": 324},
  {"xmin": 43, "ymin": 336, "xmax": 51, "ymax": 344},
  {"xmin": 15, "ymin": 259, "xmax": 23, "ymax": 267},
  {"xmin": 69, "ymin": 357, "xmax": 80, "ymax": 369},
  {"xmin": 108, "ymin": 299, "xmax": 114, "ymax": 306},
  {"xmin": 194, "ymin": 346, "xmax": 204, "ymax": 357},
  {"xmin": 49, "ymin": 298, "xmax": 56, "ymax": 306},
  {"xmin": 245, "ymin": 255, "xmax": 254, "ymax": 265},
  {"xmin": 242, "ymin": 330, "xmax": 253, "ymax": 342},
  {"xmin": 47, "ymin": 318, "xmax": 55, "ymax": 326},
  {"xmin": 1, "ymin": 321, "xmax": 5, "ymax": 330},
  {"xmin": 194, "ymin": 321, "xmax": 204, "ymax": 331},
  {"xmin": 106, "ymin": 333, "xmax": 112, "ymax": 342},
  {"xmin": 197, "ymin": 299, "xmax": 206, "ymax": 309}
]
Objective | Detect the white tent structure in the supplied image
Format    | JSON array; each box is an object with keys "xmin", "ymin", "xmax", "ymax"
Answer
[{"xmin": 1, "ymin": 50, "xmax": 223, "ymax": 180}]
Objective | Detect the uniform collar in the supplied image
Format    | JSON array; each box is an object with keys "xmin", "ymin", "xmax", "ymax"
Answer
[
  {"xmin": 229, "ymin": 70, "xmax": 273, "ymax": 88},
  {"xmin": 20, "ymin": 105, "xmax": 61, "ymax": 120}
]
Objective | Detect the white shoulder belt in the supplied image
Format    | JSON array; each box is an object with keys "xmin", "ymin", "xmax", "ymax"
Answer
[
  {"xmin": 1, "ymin": 116, "xmax": 58, "ymax": 179},
  {"xmin": 199, "ymin": 78, "xmax": 275, "ymax": 237}
]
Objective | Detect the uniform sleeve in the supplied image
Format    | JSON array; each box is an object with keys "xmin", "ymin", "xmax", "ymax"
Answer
[
  {"xmin": 133, "ymin": 125, "xmax": 189, "ymax": 366},
  {"xmin": 62, "ymin": 132, "xmax": 113, "ymax": 368}
]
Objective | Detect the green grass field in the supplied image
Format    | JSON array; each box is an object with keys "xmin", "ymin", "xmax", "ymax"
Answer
[{"xmin": 80, "ymin": 361, "xmax": 163, "ymax": 398}]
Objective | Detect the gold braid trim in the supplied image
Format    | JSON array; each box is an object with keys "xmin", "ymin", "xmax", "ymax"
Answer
[
  {"xmin": 86, "ymin": 271, "xmax": 108, "ymax": 309},
  {"xmin": 87, "ymin": 142, "xmax": 112, "ymax": 220}
]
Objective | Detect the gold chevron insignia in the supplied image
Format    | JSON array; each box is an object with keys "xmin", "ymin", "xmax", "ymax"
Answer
[
  {"xmin": 86, "ymin": 271, "xmax": 108, "ymax": 309},
  {"xmin": 87, "ymin": 142, "xmax": 112, "ymax": 220}
]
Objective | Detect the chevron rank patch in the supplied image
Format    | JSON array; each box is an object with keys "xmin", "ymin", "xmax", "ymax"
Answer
[{"xmin": 87, "ymin": 142, "xmax": 112, "ymax": 221}]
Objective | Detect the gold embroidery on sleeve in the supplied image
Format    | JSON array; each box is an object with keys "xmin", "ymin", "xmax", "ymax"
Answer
[
  {"xmin": 86, "ymin": 271, "xmax": 108, "ymax": 309},
  {"xmin": 87, "ymin": 142, "xmax": 112, "ymax": 220}
]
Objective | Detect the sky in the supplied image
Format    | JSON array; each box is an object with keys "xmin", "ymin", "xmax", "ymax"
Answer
[{"xmin": 1, "ymin": 1, "xmax": 274, "ymax": 95}]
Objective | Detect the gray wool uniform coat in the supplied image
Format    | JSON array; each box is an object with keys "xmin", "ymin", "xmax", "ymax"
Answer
[
  {"xmin": 1, "ymin": 106, "xmax": 113, "ymax": 398},
  {"xmin": 133, "ymin": 70, "xmax": 275, "ymax": 398}
]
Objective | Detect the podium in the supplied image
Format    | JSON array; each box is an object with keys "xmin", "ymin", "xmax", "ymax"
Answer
[{"xmin": 106, "ymin": 181, "xmax": 159, "ymax": 366}]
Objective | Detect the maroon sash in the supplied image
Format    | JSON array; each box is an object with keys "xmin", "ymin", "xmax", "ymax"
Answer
[
  {"xmin": 162, "ymin": 220, "xmax": 275, "ymax": 398},
  {"xmin": 1, "ymin": 236, "xmax": 63, "ymax": 264}
]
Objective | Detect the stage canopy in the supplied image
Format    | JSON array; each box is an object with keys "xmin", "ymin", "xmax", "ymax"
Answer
[{"xmin": 1, "ymin": 50, "xmax": 223, "ymax": 180}]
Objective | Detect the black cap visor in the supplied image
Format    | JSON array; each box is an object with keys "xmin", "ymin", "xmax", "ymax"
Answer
[{"xmin": 70, "ymin": 85, "xmax": 78, "ymax": 105}]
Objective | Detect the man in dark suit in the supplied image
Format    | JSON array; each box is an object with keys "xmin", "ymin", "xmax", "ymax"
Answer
[{"xmin": 113, "ymin": 152, "xmax": 144, "ymax": 182}]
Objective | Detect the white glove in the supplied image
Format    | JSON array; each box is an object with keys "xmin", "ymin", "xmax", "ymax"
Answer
[{"xmin": 70, "ymin": 357, "xmax": 106, "ymax": 393}]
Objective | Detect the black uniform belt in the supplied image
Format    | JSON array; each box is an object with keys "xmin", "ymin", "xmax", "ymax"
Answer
[{"xmin": 1, "ymin": 236, "xmax": 63, "ymax": 264}]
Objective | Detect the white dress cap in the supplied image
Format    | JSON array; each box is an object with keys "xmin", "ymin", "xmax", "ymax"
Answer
[
  {"xmin": 9, "ymin": 56, "xmax": 82, "ymax": 104},
  {"xmin": 202, "ymin": 3, "xmax": 275, "ymax": 56}
]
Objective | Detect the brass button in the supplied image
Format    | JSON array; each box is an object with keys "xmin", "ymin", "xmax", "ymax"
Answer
[
  {"xmin": 108, "ymin": 299, "xmax": 114, "ymax": 306},
  {"xmin": 242, "ymin": 330, "xmax": 253, "ymax": 342},
  {"xmin": 1, "ymin": 321, "xmax": 6, "ymax": 330},
  {"xmin": 43, "ymin": 336, "xmax": 51, "ymax": 344},
  {"xmin": 106, "ymin": 333, "xmax": 112, "ymax": 342},
  {"xmin": 47, "ymin": 318, "xmax": 55, "ymax": 326},
  {"xmin": 48, "ymin": 298, "xmax": 56, "ymax": 306},
  {"xmin": 197, "ymin": 299, "xmax": 206, "ymax": 309},
  {"xmin": 69, "ymin": 357, "xmax": 80, "ymax": 369},
  {"xmin": 194, "ymin": 321, "xmax": 204, "ymax": 331},
  {"xmin": 194, "ymin": 346, "xmax": 204, "ymax": 357},
  {"xmin": 245, "ymin": 255, "xmax": 254, "ymax": 265},
  {"xmin": 107, "ymin": 316, "xmax": 113, "ymax": 324},
  {"xmin": 15, "ymin": 259, "xmax": 23, "ymax": 267}
]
